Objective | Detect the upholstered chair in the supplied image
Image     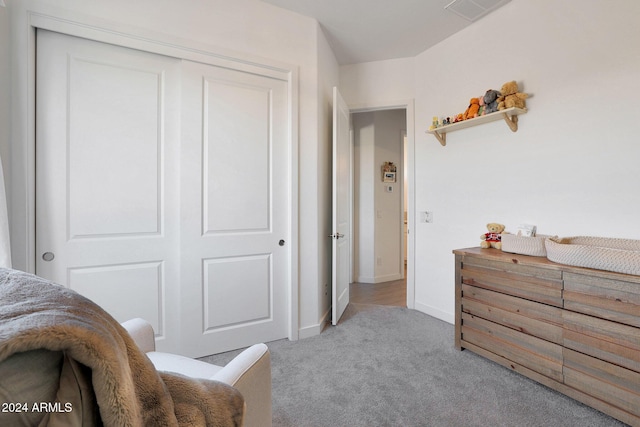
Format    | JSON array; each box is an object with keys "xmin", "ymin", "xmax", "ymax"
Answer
[{"xmin": 122, "ymin": 318, "xmax": 272, "ymax": 427}]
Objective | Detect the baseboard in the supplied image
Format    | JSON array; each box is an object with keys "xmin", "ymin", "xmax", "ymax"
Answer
[
  {"xmin": 375, "ymin": 273, "xmax": 403, "ymax": 283},
  {"xmin": 414, "ymin": 301, "xmax": 454, "ymax": 324},
  {"xmin": 356, "ymin": 273, "xmax": 403, "ymax": 284},
  {"xmin": 298, "ymin": 308, "xmax": 330, "ymax": 339}
]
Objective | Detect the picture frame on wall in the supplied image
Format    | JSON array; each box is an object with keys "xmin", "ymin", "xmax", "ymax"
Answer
[
  {"xmin": 381, "ymin": 161, "xmax": 397, "ymax": 182},
  {"xmin": 383, "ymin": 172, "xmax": 396, "ymax": 183}
]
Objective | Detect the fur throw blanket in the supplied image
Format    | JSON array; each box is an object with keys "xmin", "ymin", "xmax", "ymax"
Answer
[{"xmin": 0, "ymin": 268, "xmax": 244, "ymax": 426}]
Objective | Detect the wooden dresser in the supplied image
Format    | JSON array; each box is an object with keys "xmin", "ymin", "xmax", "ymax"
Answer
[{"xmin": 454, "ymin": 247, "xmax": 640, "ymax": 426}]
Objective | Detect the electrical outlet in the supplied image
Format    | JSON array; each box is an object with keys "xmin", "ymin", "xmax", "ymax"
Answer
[{"xmin": 423, "ymin": 211, "xmax": 434, "ymax": 223}]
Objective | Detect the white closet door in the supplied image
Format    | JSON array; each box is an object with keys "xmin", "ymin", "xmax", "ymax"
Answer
[
  {"xmin": 36, "ymin": 30, "xmax": 291, "ymax": 357},
  {"xmin": 180, "ymin": 60, "xmax": 290, "ymax": 357},
  {"xmin": 35, "ymin": 30, "xmax": 182, "ymax": 352}
]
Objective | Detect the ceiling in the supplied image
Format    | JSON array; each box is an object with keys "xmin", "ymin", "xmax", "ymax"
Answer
[{"xmin": 260, "ymin": 0, "xmax": 511, "ymax": 65}]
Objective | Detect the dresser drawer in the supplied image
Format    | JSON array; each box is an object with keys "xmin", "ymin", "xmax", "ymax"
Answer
[
  {"xmin": 461, "ymin": 312, "xmax": 563, "ymax": 382},
  {"xmin": 564, "ymin": 272, "xmax": 640, "ymax": 327},
  {"xmin": 564, "ymin": 348, "xmax": 640, "ymax": 418},
  {"xmin": 462, "ymin": 284, "xmax": 563, "ymax": 344},
  {"xmin": 563, "ymin": 310, "xmax": 640, "ymax": 373},
  {"xmin": 461, "ymin": 257, "xmax": 563, "ymax": 307}
]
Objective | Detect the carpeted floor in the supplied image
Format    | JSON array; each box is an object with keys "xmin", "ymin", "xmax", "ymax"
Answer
[{"xmin": 200, "ymin": 303, "xmax": 626, "ymax": 427}]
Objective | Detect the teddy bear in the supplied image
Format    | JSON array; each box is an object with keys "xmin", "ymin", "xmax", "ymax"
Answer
[
  {"xmin": 483, "ymin": 89, "xmax": 501, "ymax": 114},
  {"xmin": 480, "ymin": 223, "xmax": 506, "ymax": 249},
  {"xmin": 497, "ymin": 80, "xmax": 528, "ymax": 110},
  {"xmin": 463, "ymin": 97, "xmax": 480, "ymax": 120}
]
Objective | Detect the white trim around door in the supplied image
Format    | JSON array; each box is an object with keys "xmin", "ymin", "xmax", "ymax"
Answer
[{"xmin": 349, "ymin": 99, "xmax": 416, "ymax": 310}]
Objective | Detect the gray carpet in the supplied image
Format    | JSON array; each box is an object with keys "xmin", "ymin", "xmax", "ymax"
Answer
[{"xmin": 200, "ymin": 303, "xmax": 626, "ymax": 427}]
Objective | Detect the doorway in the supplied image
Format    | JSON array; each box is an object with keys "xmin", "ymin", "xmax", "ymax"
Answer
[{"xmin": 350, "ymin": 108, "xmax": 411, "ymax": 307}]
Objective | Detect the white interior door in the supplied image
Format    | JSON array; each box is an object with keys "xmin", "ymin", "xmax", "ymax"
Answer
[
  {"xmin": 179, "ymin": 60, "xmax": 290, "ymax": 356},
  {"xmin": 332, "ymin": 87, "xmax": 351, "ymax": 325},
  {"xmin": 35, "ymin": 30, "xmax": 182, "ymax": 351}
]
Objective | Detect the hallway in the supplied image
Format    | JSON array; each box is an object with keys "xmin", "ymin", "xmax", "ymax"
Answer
[{"xmin": 349, "ymin": 274, "xmax": 406, "ymax": 307}]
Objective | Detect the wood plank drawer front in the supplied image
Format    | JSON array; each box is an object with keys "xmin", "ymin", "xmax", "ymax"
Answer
[
  {"xmin": 564, "ymin": 348, "xmax": 640, "ymax": 418},
  {"xmin": 462, "ymin": 312, "xmax": 563, "ymax": 382},
  {"xmin": 463, "ymin": 256, "xmax": 563, "ymax": 281},
  {"xmin": 564, "ymin": 272, "xmax": 640, "ymax": 327},
  {"xmin": 461, "ymin": 261, "xmax": 563, "ymax": 307},
  {"xmin": 563, "ymin": 310, "xmax": 640, "ymax": 373},
  {"xmin": 462, "ymin": 285, "xmax": 563, "ymax": 344}
]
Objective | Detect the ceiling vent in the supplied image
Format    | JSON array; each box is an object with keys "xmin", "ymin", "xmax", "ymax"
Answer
[{"xmin": 444, "ymin": 0, "xmax": 511, "ymax": 22}]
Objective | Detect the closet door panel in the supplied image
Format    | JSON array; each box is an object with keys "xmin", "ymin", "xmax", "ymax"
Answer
[
  {"xmin": 36, "ymin": 30, "xmax": 182, "ymax": 351},
  {"xmin": 180, "ymin": 60, "xmax": 290, "ymax": 356}
]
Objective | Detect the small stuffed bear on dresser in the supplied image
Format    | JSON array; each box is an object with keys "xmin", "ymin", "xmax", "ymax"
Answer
[{"xmin": 480, "ymin": 223, "xmax": 507, "ymax": 249}]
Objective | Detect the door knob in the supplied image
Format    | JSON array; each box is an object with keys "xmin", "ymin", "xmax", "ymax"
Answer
[
  {"xmin": 279, "ymin": 239, "xmax": 285, "ymax": 246},
  {"xmin": 42, "ymin": 252, "xmax": 55, "ymax": 262}
]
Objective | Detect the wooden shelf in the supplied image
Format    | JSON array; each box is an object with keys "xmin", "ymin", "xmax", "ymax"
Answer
[{"xmin": 426, "ymin": 107, "xmax": 527, "ymax": 146}]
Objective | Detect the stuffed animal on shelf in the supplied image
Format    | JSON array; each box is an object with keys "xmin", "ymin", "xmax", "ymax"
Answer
[
  {"xmin": 463, "ymin": 97, "xmax": 481, "ymax": 120},
  {"xmin": 497, "ymin": 80, "xmax": 529, "ymax": 110},
  {"xmin": 480, "ymin": 223, "xmax": 507, "ymax": 249},
  {"xmin": 478, "ymin": 96, "xmax": 486, "ymax": 116},
  {"xmin": 429, "ymin": 116, "xmax": 440, "ymax": 130},
  {"xmin": 483, "ymin": 89, "xmax": 501, "ymax": 114}
]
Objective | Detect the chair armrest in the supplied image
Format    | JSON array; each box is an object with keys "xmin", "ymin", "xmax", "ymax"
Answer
[
  {"xmin": 121, "ymin": 318, "xmax": 156, "ymax": 353},
  {"xmin": 212, "ymin": 344, "xmax": 272, "ymax": 427}
]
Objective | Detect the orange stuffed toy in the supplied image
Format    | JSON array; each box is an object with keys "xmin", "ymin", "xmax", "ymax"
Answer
[{"xmin": 463, "ymin": 97, "xmax": 480, "ymax": 120}]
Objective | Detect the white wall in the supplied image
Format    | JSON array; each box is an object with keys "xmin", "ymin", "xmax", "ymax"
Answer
[
  {"xmin": 315, "ymin": 27, "xmax": 340, "ymax": 332},
  {"xmin": 353, "ymin": 110, "xmax": 405, "ymax": 283},
  {"xmin": 353, "ymin": 113, "xmax": 376, "ymax": 281},
  {"xmin": 297, "ymin": 23, "xmax": 339, "ymax": 338},
  {"xmin": 373, "ymin": 110, "xmax": 405, "ymax": 282},
  {"xmin": 341, "ymin": 57, "xmax": 414, "ymax": 109},
  {"xmin": 0, "ymin": 4, "xmax": 9, "ymax": 202},
  {"xmin": 342, "ymin": 0, "xmax": 640, "ymax": 324},
  {"xmin": 6, "ymin": 0, "xmax": 331, "ymax": 337}
]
